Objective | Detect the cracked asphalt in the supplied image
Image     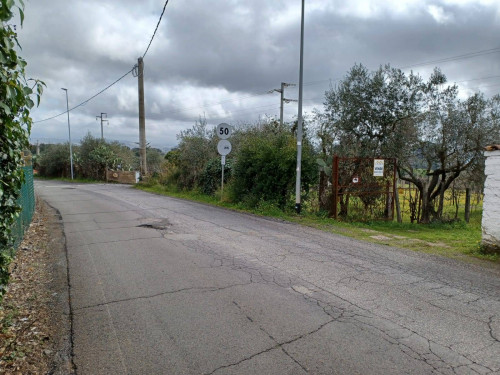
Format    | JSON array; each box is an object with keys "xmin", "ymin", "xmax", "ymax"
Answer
[{"xmin": 36, "ymin": 182, "xmax": 500, "ymax": 375}]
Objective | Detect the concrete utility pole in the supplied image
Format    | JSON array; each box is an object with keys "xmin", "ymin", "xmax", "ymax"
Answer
[
  {"xmin": 295, "ymin": 0, "xmax": 305, "ymax": 214},
  {"xmin": 61, "ymin": 88, "xmax": 74, "ymax": 180},
  {"xmin": 137, "ymin": 57, "xmax": 147, "ymax": 175},
  {"xmin": 96, "ymin": 112, "xmax": 108, "ymax": 140},
  {"xmin": 269, "ymin": 82, "xmax": 296, "ymax": 126}
]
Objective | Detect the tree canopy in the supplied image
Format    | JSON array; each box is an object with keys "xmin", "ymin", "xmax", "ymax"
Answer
[{"xmin": 322, "ymin": 64, "xmax": 500, "ymax": 222}]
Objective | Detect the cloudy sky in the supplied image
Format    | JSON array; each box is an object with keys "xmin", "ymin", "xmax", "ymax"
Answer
[{"xmin": 15, "ymin": 0, "xmax": 500, "ymax": 149}]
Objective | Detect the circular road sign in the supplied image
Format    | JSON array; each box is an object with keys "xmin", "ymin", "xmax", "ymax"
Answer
[
  {"xmin": 217, "ymin": 123, "xmax": 232, "ymax": 140},
  {"xmin": 217, "ymin": 140, "xmax": 232, "ymax": 156}
]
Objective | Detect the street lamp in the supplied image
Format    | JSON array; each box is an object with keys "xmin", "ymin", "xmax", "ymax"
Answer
[
  {"xmin": 295, "ymin": 0, "xmax": 305, "ymax": 214},
  {"xmin": 61, "ymin": 88, "xmax": 74, "ymax": 180}
]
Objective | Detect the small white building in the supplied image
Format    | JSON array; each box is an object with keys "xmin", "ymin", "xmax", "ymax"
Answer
[{"xmin": 482, "ymin": 145, "xmax": 500, "ymax": 253}]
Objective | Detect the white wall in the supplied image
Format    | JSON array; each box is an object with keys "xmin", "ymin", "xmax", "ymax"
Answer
[{"xmin": 482, "ymin": 150, "xmax": 500, "ymax": 249}]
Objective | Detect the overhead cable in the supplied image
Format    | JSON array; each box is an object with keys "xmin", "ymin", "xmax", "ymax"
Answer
[
  {"xmin": 399, "ymin": 47, "xmax": 500, "ymax": 70},
  {"xmin": 34, "ymin": 0, "xmax": 171, "ymax": 124},
  {"xmin": 34, "ymin": 67, "xmax": 134, "ymax": 124},
  {"xmin": 143, "ymin": 0, "xmax": 170, "ymax": 58}
]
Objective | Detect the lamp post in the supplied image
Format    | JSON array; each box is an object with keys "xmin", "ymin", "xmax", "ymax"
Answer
[
  {"xmin": 61, "ymin": 88, "xmax": 74, "ymax": 180},
  {"xmin": 295, "ymin": 0, "xmax": 305, "ymax": 214}
]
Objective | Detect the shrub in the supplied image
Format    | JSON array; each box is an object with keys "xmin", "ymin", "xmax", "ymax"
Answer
[
  {"xmin": 38, "ymin": 143, "xmax": 73, "ymax": 178},
  {"xmin": 1, "ymin": 1, "xmax": 44, "ymax": 298},
  {"xmin": 231, "ymin": 123, "xmax": 317, "ymax": 208},
  {"xmin": 199, "ymin": 158, "xmax": 231, "ymax": 195}
]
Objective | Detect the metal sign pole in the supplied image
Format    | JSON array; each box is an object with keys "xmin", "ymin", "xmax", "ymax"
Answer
[
  {"xmin": 221, "ymin": 155, "xmax": 226, "ymax": 200},
  {"xmin": 217, "ymin": 123, "xmax": 232, "ymax": 201}
]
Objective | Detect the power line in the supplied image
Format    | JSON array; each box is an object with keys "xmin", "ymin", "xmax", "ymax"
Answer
[
  {"xmin": 34, "ymin": 41, "xmax": 500, "ymax": 125},
  {"xmin": 33, "ymin": 0, "xmax": 172, "ymax": 124},
  {"xmin": 454, "ymin": 74, "xmax": 500, "ymax": 84},
  {"xmin": 287, "ymin": 48, "xmax": 500, "ymax": 90},
  {"xmin": 160, "ymin": 72, "xmax": 500, "ymax": 120},
  {"xmin": 143, "ymin": 0, "xmax": 170, "ymax": 58},
  {"xmin": 399, "ymin": 47, "xmax": 500, "ymax": 70},
  {"xmin": 189, "ymin": 103, "xmax": 281, "ymax": 122},
  {"xmin": 34, "ymin": 67, "xmax": 134, "ymax": 124},
  {"xmin": 468, "ymin": 82, "xmax": 500, "ymax": 91}
]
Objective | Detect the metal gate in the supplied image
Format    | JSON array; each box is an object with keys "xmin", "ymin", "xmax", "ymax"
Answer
[{"xmin": 330, "ymin": 156, "xmax": 397, "ymax": 221}]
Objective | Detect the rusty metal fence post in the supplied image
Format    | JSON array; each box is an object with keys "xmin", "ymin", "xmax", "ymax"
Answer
[{"xmin": 330, "ymin": 155, "xmax": 339, "ymax": 219}]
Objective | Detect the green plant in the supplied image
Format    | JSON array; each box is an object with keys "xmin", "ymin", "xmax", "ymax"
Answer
[
  {"xmin": 174, "ymin": 116, "xmax": 217, "ymax": 189},
  {"xmin": 199, "ymin": 157, "xmax": 231, "ymax": 195},
  {"xmin": 231, "ymin": 123, "xmax": 317, "ymax": 208},
  {"xmin": 0, "ymin": 0, "xmax": 44, "ymax": 299},
  {"xmin": 38, "ymin": 143, "xmax": 73, "ymax": 177}
]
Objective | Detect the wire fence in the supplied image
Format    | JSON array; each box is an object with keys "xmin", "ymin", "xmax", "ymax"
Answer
[
  {"xmin": 396, "ymin": 181, "xmax": 482, "ymax": 224},
  {"xmin": 10, "ymin": 166, "xmax": 36, "ymax": 254}
]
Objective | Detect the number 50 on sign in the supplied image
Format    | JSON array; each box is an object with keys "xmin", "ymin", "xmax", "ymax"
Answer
[{"xmin": 217, "ymin": 123, "xmax": 232, "ymax": 140}]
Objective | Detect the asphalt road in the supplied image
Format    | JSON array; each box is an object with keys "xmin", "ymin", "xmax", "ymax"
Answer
[{"xmin": 36, "ymin": 181, "xmax": 500, "ymax": 375}]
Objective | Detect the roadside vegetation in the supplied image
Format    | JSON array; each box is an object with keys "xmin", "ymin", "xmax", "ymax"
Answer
[
  {"xmin": 1, "ymin": 1, "xmax": 44, "ymax": 299},
  {"xmin": 31, "ymin": 64, "xmax": 500, "ymax": 263},
  {"xmin": 34, "ymin": 133, "xmax": 164, "ymax": 180},
  {"xmin": 136, "ymin": 182, "xmax": 496, "ymax": 263},
  {"xmin": 134, "ymin": 65, "xmax": 500, "ymax": 263}
]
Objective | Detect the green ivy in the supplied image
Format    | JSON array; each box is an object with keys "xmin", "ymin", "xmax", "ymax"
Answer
[{"xmin": 0, "ymin": 0, "xmax": 44, "ymax": 299}]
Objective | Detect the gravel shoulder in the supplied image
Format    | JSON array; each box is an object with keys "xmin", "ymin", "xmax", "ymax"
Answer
[{"xmin": 0, "ymin": 198, "xmax": 74, "ymax": 374}]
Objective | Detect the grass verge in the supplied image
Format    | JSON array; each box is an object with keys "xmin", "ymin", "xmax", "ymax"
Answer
[
  {"xmin": 136, "ymin": 183, "xmax": 497, "ymax": 264},
  {"xmin": 34, "ymin": 176, "xmax": 104, "ymax": 183}
]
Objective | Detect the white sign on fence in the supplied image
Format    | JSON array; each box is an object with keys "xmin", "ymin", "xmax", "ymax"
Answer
[{"xmin": 373, "ymin": 159, "xmax": 384, "ymax": 177}]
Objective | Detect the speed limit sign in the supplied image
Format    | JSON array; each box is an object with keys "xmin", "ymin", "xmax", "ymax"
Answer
[{"xmin": 217, "ymin": 123, "xmax": 232, "ymax": 140}]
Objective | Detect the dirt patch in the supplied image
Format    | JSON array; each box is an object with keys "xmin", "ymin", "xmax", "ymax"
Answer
[
  {"xmin": 369, "ymin": 232, "xmax": 450, "ymax": 248},
  {"xmin": 0, "ymin": 199, "xmax": 74, "ymax": 374},
  {"xmin": 370, "ymin": 235, "xmax": 393, "ymax": 241}
]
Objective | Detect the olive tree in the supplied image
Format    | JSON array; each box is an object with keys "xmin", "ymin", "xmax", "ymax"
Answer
[
  {"xmin": 174, "ymin": 116, "xmax": 217, "ymax": 189},
  {"xmin": 398, "ymin": 71, "xmax": 500, "ymax": 222},
  {"xmin": 323, "ymin": 64, "xmax": 500, "ymax": 223}
]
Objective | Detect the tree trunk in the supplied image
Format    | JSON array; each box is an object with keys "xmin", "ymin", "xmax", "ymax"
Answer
[
  {"xmin": 394, "ymin": 184, "xmax": 402, "ymax": 223},
  {"xmin": 437, "ymin": 172, "xmax": 446, "ymax": 219},
  {"xmin": 464, "ymin": 188, "xmax": 471, "ymax": 223},
  {"xmin": 419, "ymin": 181, "xmax": 433, "ymax": 224},
  {"xmin": 340, "ymin": 193, "xmax": 350, "ymax": 217}
]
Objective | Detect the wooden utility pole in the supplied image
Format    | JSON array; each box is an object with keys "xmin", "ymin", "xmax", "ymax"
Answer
[
  {"xmin": 137, "ymin": 57, "xmax": 147, "ymax": 175},
  {"xmin": 280, "ymin": 82, "xmax": 285, "ymax": 126},
  {"xmin": 96, "ymin": 112, "xmax": 108, "ymax": 140},
  {"xmin": 270, "ymin": 82, "xmax": 296, "ymax": 126}
]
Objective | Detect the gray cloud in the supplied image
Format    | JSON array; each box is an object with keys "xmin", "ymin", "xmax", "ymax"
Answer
[{"xmin": 14, "ymin": 0, "xmax": 500, "ymax": 149}]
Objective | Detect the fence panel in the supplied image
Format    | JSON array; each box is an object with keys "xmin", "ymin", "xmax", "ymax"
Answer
[{"xmin": 10, "ymin": 166, "xmax": 36, "ymax": 253}]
